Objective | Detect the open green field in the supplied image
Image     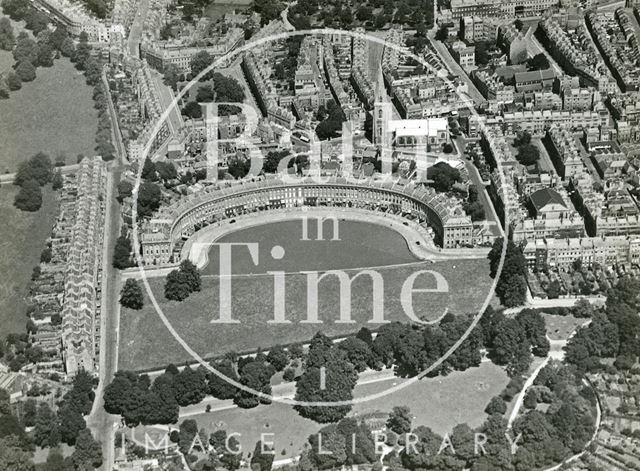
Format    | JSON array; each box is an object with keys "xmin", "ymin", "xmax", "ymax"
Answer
[
  {"xmin": 204, "ymin": 1, "xmax": 250, "ymax": 22},
  {"xmin": 204, "ymin": 220, "xmax": 420, "ymax": 275},
  {"xmin": 0, "ymin": 58, "xmax": 97, "ymax": 173},
  {"xmin": 119, "ymin": 256, "xmax": 493, "ymax": 371},
  {"xmin": 352, "ymin": 361, "xmax": 509, "ymax": 434},
  {"xmin": 133, "ymin": 362, "xmax": 507, "ymax": 460},
  {"xmin": 543, "ymin": 313, "xmax": 589, "ymax": 341},
  {"xmin": 0, "ymin": 185, "xmax": 58, "ymax": 334}
]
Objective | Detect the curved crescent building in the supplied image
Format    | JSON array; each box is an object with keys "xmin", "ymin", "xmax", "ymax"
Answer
[{"xmin": 141, "ymin": 177, "xmax": 474, "ymax": 265}]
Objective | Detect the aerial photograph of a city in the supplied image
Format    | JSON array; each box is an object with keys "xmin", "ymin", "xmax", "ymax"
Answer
[{"xmin": 1, "ymin": 0, "xmax": 640, "ymax": 469}]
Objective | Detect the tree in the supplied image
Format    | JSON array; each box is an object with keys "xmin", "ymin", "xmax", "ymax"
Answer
[
  {"xmin": 490, "ymin": 317, "xmax": 532, "ymax": 376},
  {"xmin": 117, "ymin": 180, "xmax": 133, "ymax": 201},
  {"xmin": 52, "ymin": 170, "xmax": 63, "ymax": 190},
  {"xmin": 137, "ymin": 182, "xmax": 162, "ymax": 218},
  {"xmin": 0, "ymin": 79, "xmax": 8, "ymax": 99},
  {"xmin": 523, "ymin": 389, "xmax": 537, "ymax": 409},
  {"xmin": 356, "ymin": 5, "xmax": 373, "ymax": 21},
  {"xmin": 112, "ymin": 235, "xmax": 133, "ymax": 269},
  {"xmin": 178, "ymin": 419, "xmax": 200, "ymax": 455},
  {"xmin": 234, "ymin": 361, "xmax": 275, "ymax": 408},
  {"xmin": 428, "ymin": 162, "xmax": 461, "ymax": 192},
  {"xmin": 0, "ymin": 18, "xmax": 15, "ymax": 50},
  {"xmin": 71, "ymin": 429, "xmax": 102, "ymax": 470},
  {"xmin": 15, "ymin": 152, "xmax": 53, "ymax": 186},
  {"xmin": 120, "ymin": 278, "xmax": 144, "ymax": 310},
  {"xmin": 516, "ymin": 310, "xmax": 550, "ymax": 357},
  {"xmin": 488, "ymin": 238, "xmax": 528, "ymax": 307},
  {"xmin": 207, "ymin": 360, "xmax": 239, "ymax": 399},
  {"xmin": 36, "ymin": 42, "xmax": 54, "ymax": 67},
  {"xmin": 263, "ymin": 150, "xmax": 291, "ymax": 173},
  {"xmin": 526, "ymin": 53, "xmax": 550, "ymax": 71},
  {"xmin": 49, "ymin": 26, "xmax": 67, "ymax": 51},
  {"xmin": 164, "ymin": 269, "xmax": 191, "ymax": 301},
  {"xmin": 283, "ymin": 367, "xmax": 296, "ymax": 381},
  {"xmin": 5, "ymin": 71, "xmax": 20, "ymax": 91},
  {"xmin": 14, "ymin": 179, "xmax": 42, "ymax": 212},
  {"xmin": 435, "ymin": 25, "xmax": 449, "ymax": 41},
  {"xmin": 516, "ymin": 144, "xmax": 540, "ymax": 166},
  {"xmin": 15, "ymin": 61, "xmax": 36, "ymax": 82},
  {"xmin": 387, "ymin": 406, "xmax": 412, "ymax": 434},
  {"xmin": 173, "ymin": 366, "xmax": 208, "ymax": 407},
  {"xmin": 251, "ymin": 440, "xmax": 275, "ymax": 471},
  {"xmin": 475, "ymin": 40, "xmax": 492, "ymax": 65},
  {"xmin": 190, "ymin": 50, "xmax": 214, "ymax": 80},
  {"xmin": 182, "ymin": 101, "xmax": 202, "ymax": 119},
  {"xmin": 13, "ymin": 33, "xmax": 37, "ymax": 64},
  {"xmin": 84, "ymin": 56, "xmax": 101, "ymax": 85},
  {"xmin": 212, "ymin": 72, "xmax": 245, "ymax": 104},
  {"xmin": 74, "ymin": 41, "xmax": 92, "ymax": 70},
  {"xmin": 60, "ymin": 36, "xmax": 75, "ymax": 58},
  {"xmin": 485, "ymin": 396, "xmax": 507, "ymax": 415},
  {"xmin": 547, "ymin": 280, "xmax": 561, "ymax": 299},
  {"xmin": 267, "ymin": 345, "xmax": 289, "ymax": 371},
  {"xmin": 196, "ymin": 84, "xmax": 214, "ymax": 102},
  {"xmin": 33, "ymin": 403, "xmax": 60, "ymax": 447},
  {"xmin": 179, "ymin": 260, "xmax": 201, "ymax": 293},
  {"xmin": 163, "ymin": 63, "xmax": 180, "ymax": 90},
  {"xmin": 515, "ymin": 19, "xmax": 524, "ymax": 31},
  {"xmin": 0, "ymin": 439, "xmax": 34, "ymax": 471},
  {"xmin": 58, "ymin": 404, "xmax": 86, "ymax": 445},
  {"xmin": 24, "ymin": 10, "xmax": 49, "ymax": 35},
  {"xmin": 337, "ymin": 337, "xmax": 372, "ymax": 372},
  {"xmin": 141, "ymin": 157, "xmax": 157, "ymax": 181},
  {"xmin": 156, "ymin": 161, "xmax": 177, "ymax": 182},
  {"xmin": 295, "ymin": 348, "xmax": 357, "ymax": 423}
]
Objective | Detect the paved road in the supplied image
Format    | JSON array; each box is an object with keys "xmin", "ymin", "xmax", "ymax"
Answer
[
  {"xmin": 0, "ymin": 164, "xmax": 81, "ymax": 184},
  {"xmin": 178, "ymin": 368, "xmax": 398, "ymax": 418},
  {"xmin": 464, "ymin": 159, "xmax": 504, "ymax": 238},
  {"xmin": 524, "ymin": 25, "xmax": 563, "ymax": 77},
  {"xmin": 503, "ymin": 295, "xmax": 606, "ymax": 315},
  {"xmin": 127, "ymin": 0, "xmax": 150, "ymax": 57},
  {"xmin": 429, "ymin": 39, "xmax": 487, "ymax": 107},
  {"xmin": 86, "ymin": 165, "xmax": 123, "ymax": 471},
  {"xmin": 149, "ymin": 70, "xmax": 184, "ymax": 137},
  {"xmin": 87, "ymin": 70, "xmax": 127, "ymax": 471},
  {"xmin": 102, "ymin": 68, "xmax": 128, "ymax": 165}
]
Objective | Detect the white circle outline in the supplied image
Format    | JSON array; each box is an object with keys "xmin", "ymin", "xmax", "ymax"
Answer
[{"xmin": 130, "ymin": 28, "xmax": 510, "ymax": 407}]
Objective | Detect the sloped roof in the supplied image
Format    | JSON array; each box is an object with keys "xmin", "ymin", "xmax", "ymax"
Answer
[{"xmin": 530, "ymin": 188, "xmax": 566, "ymax": 211}]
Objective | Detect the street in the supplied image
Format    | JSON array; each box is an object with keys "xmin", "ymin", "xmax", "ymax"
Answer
[
  {"xmin": 429, "ymin": 39, "xmax": 487, "ymax": 107},
  {"xmin": 86, "ymin": 71, "xmax": 128, "ymax": 471},
  {"xmin": 178, "ymin": 368, "xmax": 399, "ymax": 418}
]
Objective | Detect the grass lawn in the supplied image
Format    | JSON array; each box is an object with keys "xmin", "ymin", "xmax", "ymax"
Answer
[
  {"xmin": 204, "ymin": 1, "xmax": 250, "ymax": 22},
  {"xmin": 203, "ymin": 220, "xmax": 420, "ymax": 275},
  {"xmin": 0, "ymin": 185, "xmax": 58, "ymax": 334},
  {"xmin": 119, "ymin": 257, "xmax": 493, "ymax": 371},
  {"xmin": 543, "ymin": 313, "xmax": 588, "ymax": 341},
  {"xmin": 351, "ymin": 361, "xmax": 509, "ymax": 435},
  {"xmin": 0, "ymin": 57, "xmax": 97, "ymax": 173},
  {"xmin": 133, "ymin": 362, "xmax": 508, "ymax": 461}
]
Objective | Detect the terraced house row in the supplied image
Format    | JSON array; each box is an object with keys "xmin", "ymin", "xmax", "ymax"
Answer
[{"xmin": 61, "ymin": 158, "xmax": 108, "ymax": 376}]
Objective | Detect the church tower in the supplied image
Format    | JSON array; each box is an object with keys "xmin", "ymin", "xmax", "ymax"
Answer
[{"xmin": 373, "ymin": 66, "xmax": 392, "ymax": 148}]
